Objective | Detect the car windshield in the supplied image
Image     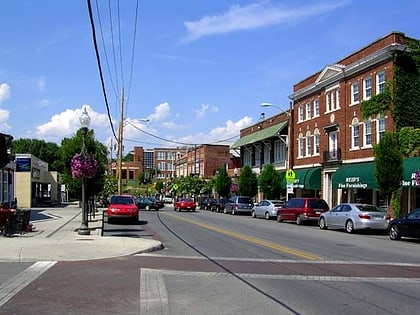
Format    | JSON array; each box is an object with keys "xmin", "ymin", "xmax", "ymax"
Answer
[
  {"xmin": 307, "ymin": 199, "xmax": 328, "ymax": 208},
  {"xmin": 356, "ymin": 205, "xmax": 383, "ymax": 212},
  {"xmin": 238, "ymin": 197, "xmax": 252, "ymax": 204},
  {"xmin": 111, "ymin": 196, "xmax": 134, "ymax": 205}
]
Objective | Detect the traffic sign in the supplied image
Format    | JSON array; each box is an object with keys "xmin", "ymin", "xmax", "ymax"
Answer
[
  {"xmin": 285, "ymin": 169, "xmax": 296, "ymax": 184},
  {"xmin": 172, "ymin": 184, "xmax": 179, "ymax": 191}
]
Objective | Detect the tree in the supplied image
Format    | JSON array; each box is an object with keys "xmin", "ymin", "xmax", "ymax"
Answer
[
  {"xmin": 215, "ymin": 166, "xmax": 231, "ymax": 198},
  {"xmin": 258, "ymin": 164, "xmax": 282, "ymax": 199},
  {"xmin": 60, "ymin": 129, "xmax": 107, "ymax": 201},
  {"xmin": 11, "ymin": 138, "xmax": 62, "ymax": 171},
  {"xmin": 238, "ymin": 165, "xmax": 258, "ymax": 198},
  {"xmin": 374, "ymin": 131, "xmax": 403, "ymax": 217}
]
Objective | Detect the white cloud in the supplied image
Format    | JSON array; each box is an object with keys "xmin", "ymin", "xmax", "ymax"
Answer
[
  {"xmin": 182, "ymin": 1, "xmax": 348, "ymax": 42},
  {"xmin": 147, "ymin": 102, "xmax": 171, "ymax": 121},
  {"xmin": 0, "ymin": 83, "xmax": 11, "ymax": 104},
  {"xmin": 195, "ymin": 104, "xmax": 219, "ymax": 118},
  {"xmin": 35, "ymin": 105, "xmax": 109, "ymax": 139},
  {"xmin": 173, "ymin": 116, "xmax": 252, "ymax": 145},
  {"xmin": 0, "ymin": 108, "xmax": 11, "ymax": 131}
]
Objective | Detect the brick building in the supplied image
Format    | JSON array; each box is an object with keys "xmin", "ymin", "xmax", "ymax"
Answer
[
  {"xmin": 174, "ymin": 144, "xmax": 233, "ymax": 179},
  {"xmin": 234, "ymin": 31, "xmax": 420, "ymax": 212}
]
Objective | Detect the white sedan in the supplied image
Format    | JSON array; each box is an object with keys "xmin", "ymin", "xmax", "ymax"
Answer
[
  {"xmin": 251, "ymin": 200, "xmax": 284, "ymax": 220},
  {"xmin": 319, "ymin": 203, "xmax": 390, "ymax": 233}
]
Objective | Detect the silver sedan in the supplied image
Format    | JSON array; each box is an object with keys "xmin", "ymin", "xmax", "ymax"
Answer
[
  {"xmin": 251, "ymin": 200, "xmax": 284, "ymax": 220},
  {"xmin": 319, "ymin": 203, "xmax": 390, "ymax": 233}
]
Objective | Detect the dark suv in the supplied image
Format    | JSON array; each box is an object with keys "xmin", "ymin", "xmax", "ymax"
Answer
[
  {"xmin": 224, "ymin": 196, "xmax": 254, "ymax": 215},
  {"xmin": 277, "ymin": 197, "xmax": 329, "ymax": 225}
]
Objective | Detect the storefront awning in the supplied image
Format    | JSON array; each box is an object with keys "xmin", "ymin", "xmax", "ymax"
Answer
[
  {"xmin": 332, "ymin": 162, "xmax": 377, "ymax": 189},
  {"xmin": 402, "ymin": 156, "xmax": 420, "ymax": 188},
  {"xmin": 284, "ymin": 167, "xmax": 321, "ymax": 190},
  {"xmin": 231, "ymin": 121, "xmax": 288, "ymax": 149}
]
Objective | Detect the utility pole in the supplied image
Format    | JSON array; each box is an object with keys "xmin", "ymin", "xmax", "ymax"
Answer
[{"xmin": 117, "ymin": 88, "xmax": 124, "ymax": 194}]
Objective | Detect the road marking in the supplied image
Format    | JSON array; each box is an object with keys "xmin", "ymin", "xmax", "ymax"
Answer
[
  {"xmin": 163, "ymin": 212, "xmax": 322, "ymax": 260},
  {"xmin": 142, "ymin": 268, "xmax": 420, "ymax": 284},
  {"xmin": 140, "ymin": 268, "xmax": 169, "ymax": 315},
  {"xmin": 0, "ymin": 261, "xmax": 57, "ymax": 307},
  {"xmin": 138, "ymin": 253, "xmax": 420, "ymax": 266}
]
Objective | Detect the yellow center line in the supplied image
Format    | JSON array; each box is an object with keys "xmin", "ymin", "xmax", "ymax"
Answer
[{"xmin": 163, "ymin": 212, "xmax": 322, "ymax": 260}]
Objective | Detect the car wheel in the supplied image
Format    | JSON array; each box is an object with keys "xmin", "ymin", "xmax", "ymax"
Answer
[
  {"xmin": 251, "ymin": 210, "xmax": 256, "ymax": 218},
  {"xmin": 145, "ymin": 205, "xmax": 150, "ymax": 211},
  {"xmin": 231, "ymin": 209, "xmax": 235, "ymax": 215},
  {"xmin": 319, "ymin": 217, "xmax": 327, "ymax": 230},
  {"xmin": 223, "ymin": 208, "xmax": 227, "ymax": 214},
  {"xmin": 389, "ymin": 225, "xmax": 401, "ymax": 240},
  {"xmin": 277, "ymin": 213, "xmax": 283, "ymax": 222},
  {"xmin": 345, "ymin": 220, "xmax": 354, "ymax": 233},
  {"xmin": 296, "ymin": 215, "xmax": 302, "ymax": 225},
  {"xmin": 265, "ymin": 212, "xmax": 270, "ymax": 220}
]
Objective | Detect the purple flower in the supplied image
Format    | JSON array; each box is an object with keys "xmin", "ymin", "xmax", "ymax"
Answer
[
  {"xmin": 70, "ymin": 153, "xmax": 98, "ymax": 179},
  {"xmin": 415, "ymin": 170, "xmax": 420, "ymax": 186}
]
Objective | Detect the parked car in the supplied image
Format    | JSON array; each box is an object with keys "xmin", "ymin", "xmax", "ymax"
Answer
[
  {"xmin": 149, "ymin": 197, "xmax": 164, "ymax": 209},
  {"xmin": 107, "ymin": 195, "xmax": 139, "ymax": 224},
  {"xmin": 224, "ymin": 196, "xmax": 254, "ymax": 215},
  {"xmin": 199, "ymin": 198, "xmax": 216, "ymax": 210},
  {"xmin": 136, "ymin": 197, "xmax": 162, "ymax": 211},
  {"xmin": 319, "ymin": 203, "xmax": 390, "ymax": 233},
  {"xmin": 174, "ymin": 198, "xmax": 196, "ymax": 212},
  {"xmin": 163, "ymin": 196, "xmax": 173, "ymax": 204},
  {"xmin": 389, "ymin": 208, "xmax": 420, "ymax": 240},
  {"xmin": 252, "ymin": 199, "xmax": 284, "ymax": 220},
  {"xmin": 277, "ymin": 197, "xmax": 329, "ymax": 225},
  {"xmin": 210, "ymin": 198, "xmax": 227, "ymax": 212}
]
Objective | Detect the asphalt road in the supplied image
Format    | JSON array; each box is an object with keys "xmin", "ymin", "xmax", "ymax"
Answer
[{"xmin": 1, "ymin": 205, "xmax": 420, "ymax": 314}]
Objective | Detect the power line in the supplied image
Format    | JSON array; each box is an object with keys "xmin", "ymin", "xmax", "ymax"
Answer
[{"xmin": 86, "ymin": 0, "xmax": 118, "ymax": 142}]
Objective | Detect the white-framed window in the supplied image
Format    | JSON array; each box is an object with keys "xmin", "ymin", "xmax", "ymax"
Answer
[
  {"xmin": 364, "ymin": 120, "xmax": 372, "ymax": 147},
  {"xmin": 377, "ymin": 71, "xmax": 386, "ymax": 94},
  {"xmin": 273, "ymin": 140, "xmax": 286, "ymax": 165},
  {"xmin": 336, "ymin": 89, "xmax": 340, "ymax": 109},
  {"xmin": 298, "ymin": 105, "xmax": 304, "ymax": 122},
  {"xmin": 326, "ymin": 93, "xmax": 331, "ymax": 112},
  {"xmin": 263, "ymin": 142, "xmax": 270, "ymax": 165},
  {"xmin": 297, "ymin": 133, "xmax": 304, "ymax": 158},
  {"xmin": 254, "ymin": 143, "xmax": 261, "ymax": 166},
  {"xmin": 329, "ymin": 131, "xmax": 338, "ymax": 159},
  {"xmin": 377, "ymin": 115, "xmax": 386, "ymax": 143},
  {"xmin": 351, "ymin": 117, "xmax": 360, "ymax": 148},
  {"xmin": 243, "ymin": 146, "xmax": 252, "ymax": 166},
  {"xmin": 157, "ymin": 151, "xmax": 166, "ymax": 160},
  {"xmin": 313, "ymin": 98, "xmax": 320, "ymax": 117},
  {"xmin": 363, "ymin": 76, "xmax": 372, "ymax": 100},
  {"xmin": 306, "ymin": 102, "xmax": 311, "ymax": 120},
  {"xmin": 314, "ymin": 129, "xmax": 320, "ymax": 155},
  {"xmin": 305, "ymin": 131, "xmax": 311, "ymax": 156},
  {"xmin": 351, "ymin": 82, "xmax": 359, "ymax": 104}
]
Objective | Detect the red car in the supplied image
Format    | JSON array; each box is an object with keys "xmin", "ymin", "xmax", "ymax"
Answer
[
  {"xmin": 107, "ymin": 195, "xmax": 139, "ymax": 224},
  {"xmin": 277, "ymin": 197, "xmax": 329, "ymax": 225},
  {"xmin": 174, "ymin": 198, "xmax": 196, "ymax": 212}
]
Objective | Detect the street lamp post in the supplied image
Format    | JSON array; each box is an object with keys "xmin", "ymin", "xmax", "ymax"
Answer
[
  {"xmin": 261, "ymin": 102, "xmax": 292, "ymax": 201},
  {"xmin": 78, "ymin": 107, "xmax": 91, "ymax": 235}
]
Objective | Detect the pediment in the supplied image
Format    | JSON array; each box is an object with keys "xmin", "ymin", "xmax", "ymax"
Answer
[{"xmin": 315, "ymin": 64, "xmax": 346, "ymax": 84}]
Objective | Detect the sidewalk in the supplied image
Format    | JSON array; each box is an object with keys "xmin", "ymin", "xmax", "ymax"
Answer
[{"xmin": 0, "ymin": 203, "xmax": 163, "ymax": 262}]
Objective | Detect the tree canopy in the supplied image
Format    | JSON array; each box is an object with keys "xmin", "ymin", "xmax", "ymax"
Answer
[
  {"xmin": 258, "ymin": 164, "xmax": 282, "ymax": 200},
  {"xmin": 238, "ymin": 165, "xmax": 258, "ymax": 197}
]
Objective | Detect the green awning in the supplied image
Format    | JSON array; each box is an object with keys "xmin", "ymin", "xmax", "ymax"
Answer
[
  {"xmin": 332, "ymin": 162, "xmax": 377, "ymax": 189},
  {"xmin": 283, "ymin": 167, "xmax": 321, "ymax": 190},
  {"xmin": 231, "ymin": 121, "xmax": 288, "ymax": 149},
  {"xmin": 402, "ymin": 157, "xmax": 420, "ymax": 188}
]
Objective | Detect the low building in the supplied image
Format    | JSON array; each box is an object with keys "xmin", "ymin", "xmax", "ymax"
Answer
[{"xmin": 14, "ymin": 154, "xmax": 62, "ymax": 208}]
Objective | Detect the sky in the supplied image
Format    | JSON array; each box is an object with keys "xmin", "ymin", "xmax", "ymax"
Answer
[{"xmin": 1, "ymin": 0, "xmax": 420, "ymax": 155}]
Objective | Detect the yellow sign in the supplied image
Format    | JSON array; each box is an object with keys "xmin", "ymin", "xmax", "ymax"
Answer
[
  {"xmin": 285, "ymin": 169, "xmax": 296, "ymax": 184},
  {"xmin": 172, "ymin": 184, "xmax": 179, "ymax": 191}
]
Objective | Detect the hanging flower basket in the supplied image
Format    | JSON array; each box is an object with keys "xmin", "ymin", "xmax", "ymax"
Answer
[
  {"xmin": 70, "ymin": 153, "xmax": 98, "ymax": 179},
  {"xmin": 415, "ymin": 170, "xmax": 420, "ymax": 186}
]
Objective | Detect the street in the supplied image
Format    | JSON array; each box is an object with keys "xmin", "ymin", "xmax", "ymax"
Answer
[{"xmin": 1, "ymin": 205, "xmax": 420, "ymax": 314}]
